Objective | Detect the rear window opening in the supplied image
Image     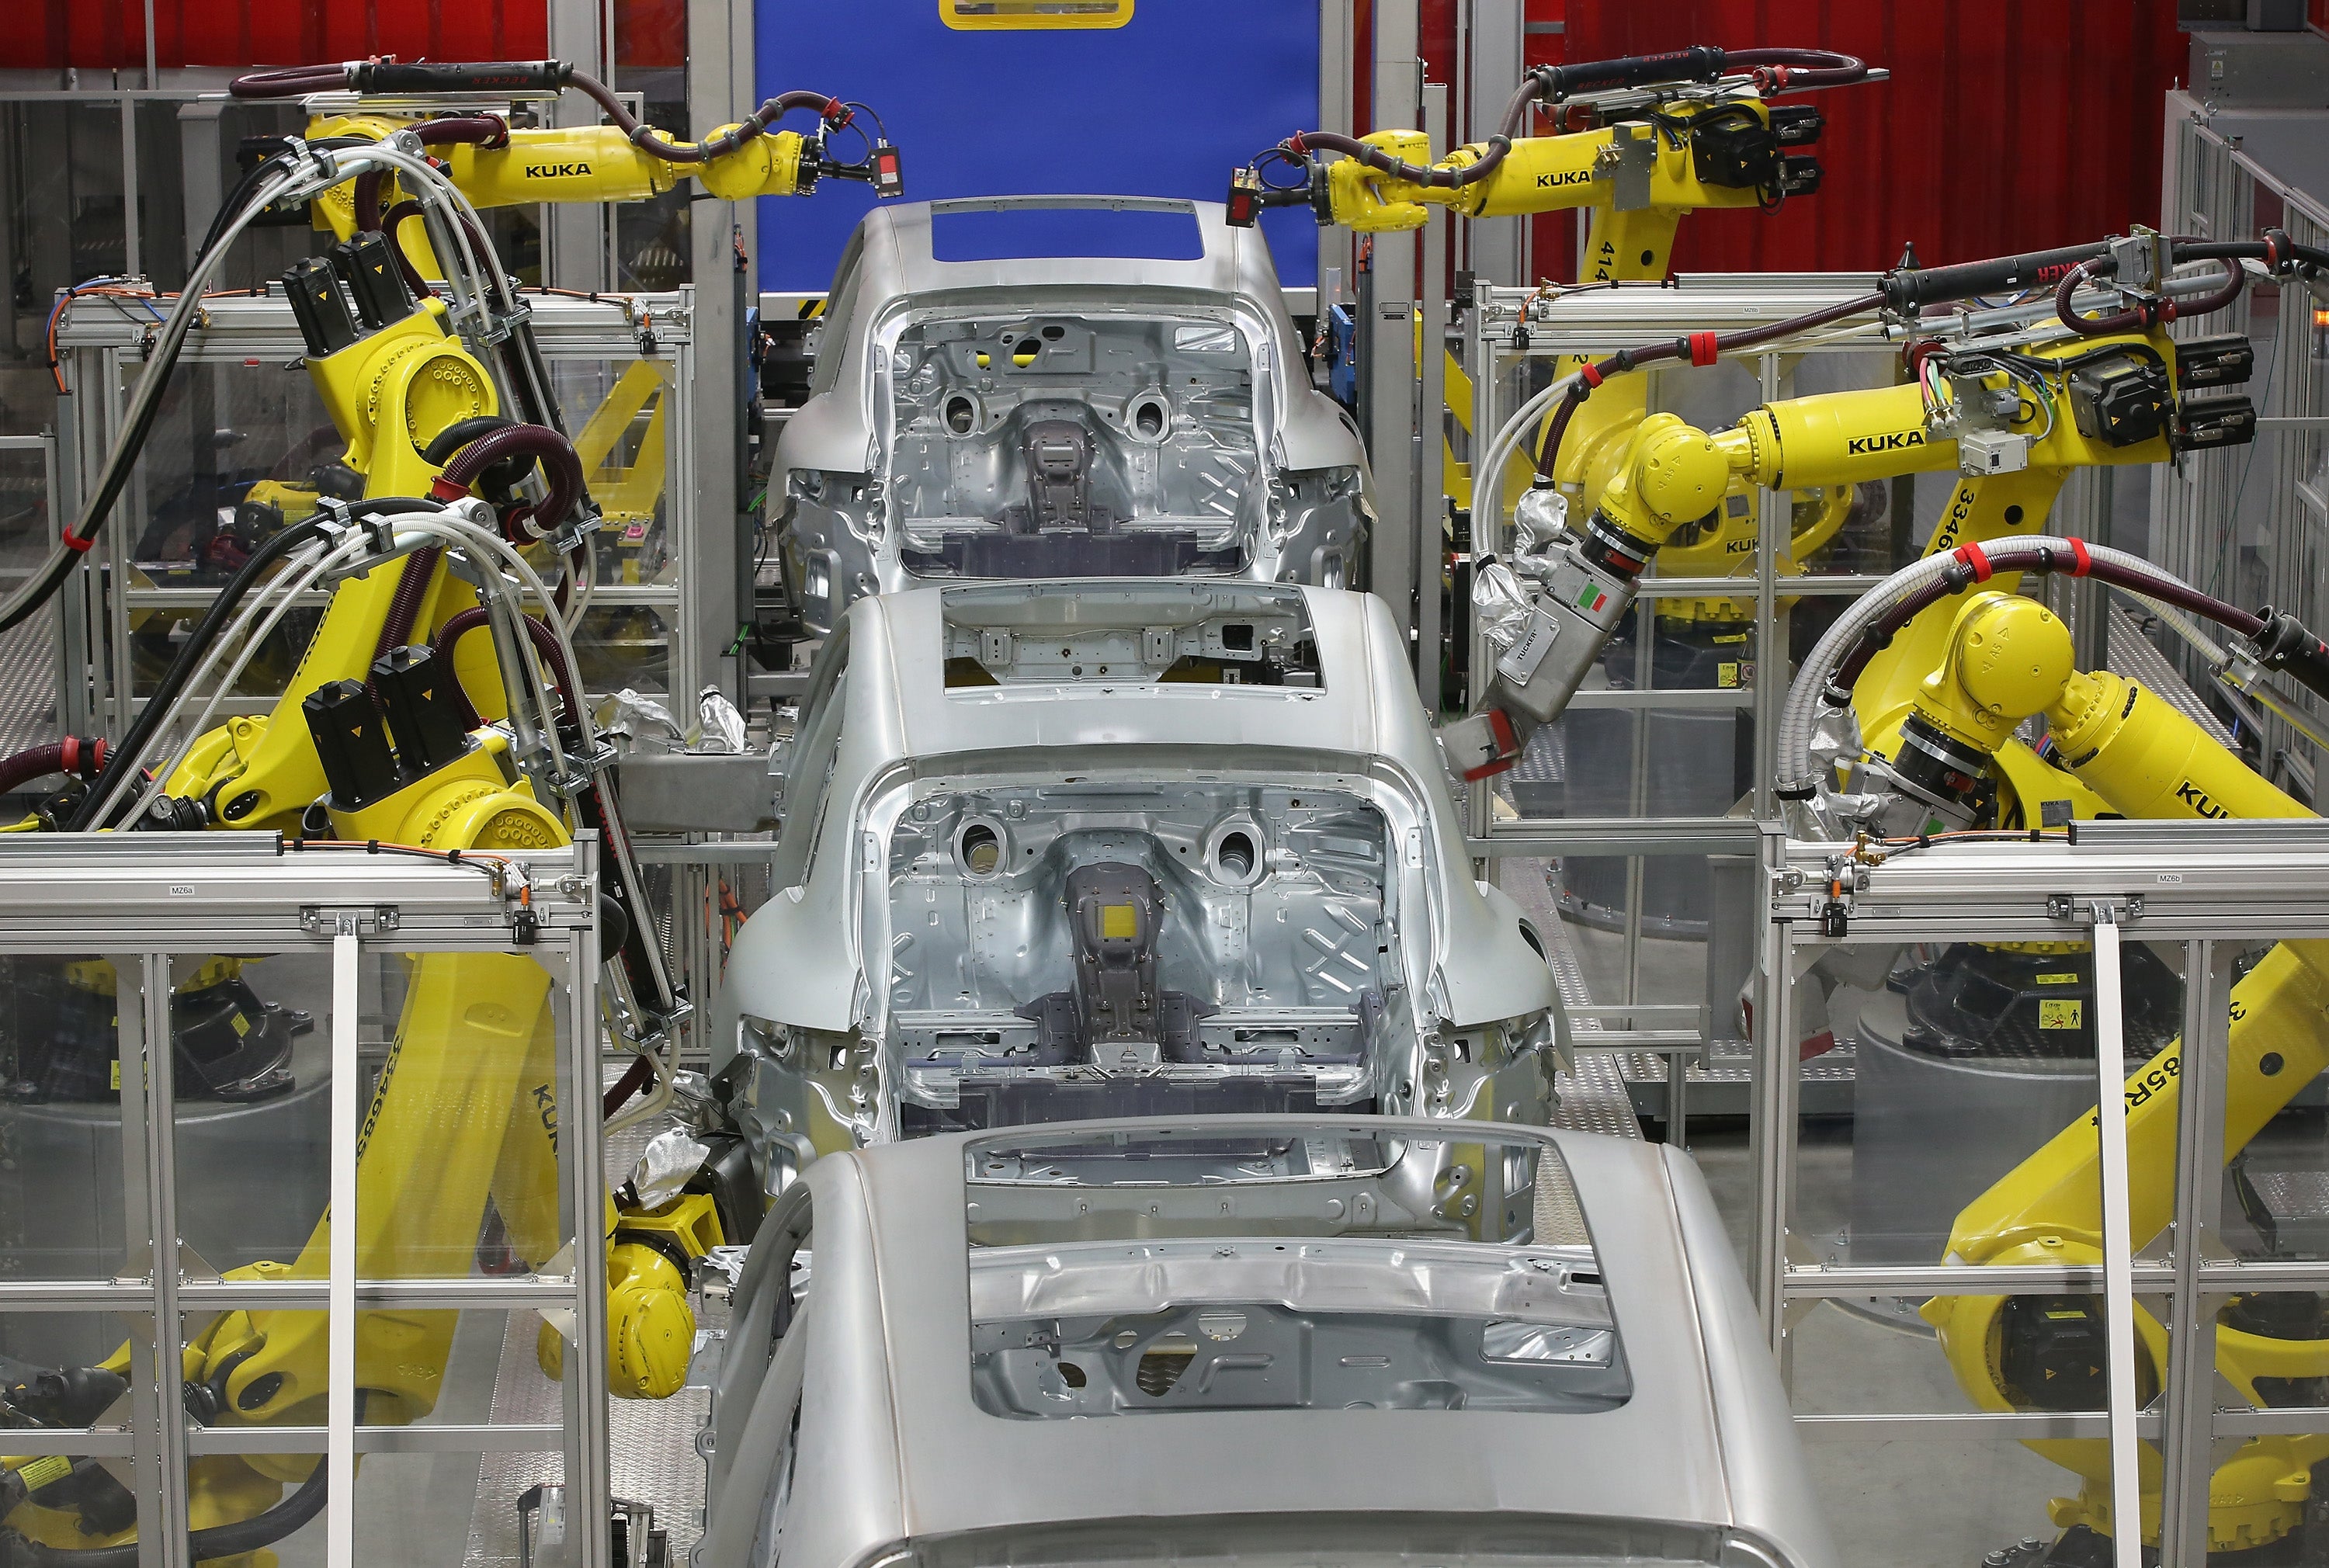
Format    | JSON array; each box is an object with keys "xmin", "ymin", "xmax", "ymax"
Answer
[
  {"xmin": 929, "ymin": 204, "xmax": 1206, "ymax": 263},
  {"xmin": 962, "ymin": 1124, "xmax": 1628, "ymax": 1420}
]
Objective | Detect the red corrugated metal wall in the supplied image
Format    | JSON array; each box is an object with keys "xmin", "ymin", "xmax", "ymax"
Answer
[
  {"xmin": 0, "ymin": 0, "xmax": 547, "ymax": 71},
  {"xmin": 1547, "ymin": 0, "xmax": 2190, "ymax": 278}
]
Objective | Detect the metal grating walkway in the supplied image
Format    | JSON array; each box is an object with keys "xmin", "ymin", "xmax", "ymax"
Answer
[
  {"xmin": 0, "ymin": 606, "xmax": 54, "ymax": 759},
  {"xmin": 1496, "ymin": 856, "xmax": 1643, "ymax": 1142},
  {"xmin": 467, "ymin": 1109, "xmax": 710, "ymax": 1566}
]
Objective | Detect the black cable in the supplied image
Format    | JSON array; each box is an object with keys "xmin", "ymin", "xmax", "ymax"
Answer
[
  {"xmin": 197, "ymin": 136, "xmax": 373, "ymax": 260},
  {"xmin": 285, "ymin": 837, "xmax": 511, "ymax": 887},
  {"xmin": 64, "ymin": 501, "xmax": 442, "ymax": 831},
  {"xmin": 2, "ymin": 1395, "xmax": 363, "ymax": 1566},
  {"xmin": 0, "ymin": 148, "xmax": 356, "ymax": 640},
  {"xmin": 64, "ymin": 515, "xmax": 331, "ymax": 829}
]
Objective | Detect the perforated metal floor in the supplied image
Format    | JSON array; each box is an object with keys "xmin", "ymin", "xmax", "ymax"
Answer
[
  {"xmin": 468, "ymin": 1113, "xmax": 710, "ymax": 1566},
  {"xmin": 1496, "ymin": 857, "xmax": 1643, "ymax": 1142},
  {"xmin": 0, "ymin": 606, "xmax": 54, "ymax": 758}
]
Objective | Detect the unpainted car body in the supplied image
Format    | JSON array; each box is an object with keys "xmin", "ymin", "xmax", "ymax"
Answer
[
  {"xmin": 712, "ymin": 580, "xmax": 1561, "ymax": 1193},
  {"xmin": 772, "ymin": 196, "xmax": 1373, "ymax": 632},
  {"xmin": 695, "ymin": 1116, "xmax": 1838, "ymax": 1568}
]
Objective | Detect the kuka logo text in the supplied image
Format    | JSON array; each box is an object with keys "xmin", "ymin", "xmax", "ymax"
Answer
[{"xmin": 1845, "ymin": 430, "xmax": 1926, "ymax": 455}]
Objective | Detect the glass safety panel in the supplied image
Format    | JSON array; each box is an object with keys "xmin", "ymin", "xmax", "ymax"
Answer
[
  {"xmin": 0, "ymin": 1310, "xmax": 142, "ymax": 1438},
  {"xmin": 0, "ymin": 953, "xmax": 144, "ymax": 1285},
  {"xmin": 1803, "ymin": 933, "xmax": 2172, "ymax": 1286},
  {"xmin": 350, "ymin": 945, "xmax": 577, "ymax": 1282},
  {"xmin": 173, "ymin": 1443, "xmax": 571, "ymax": 1568}
]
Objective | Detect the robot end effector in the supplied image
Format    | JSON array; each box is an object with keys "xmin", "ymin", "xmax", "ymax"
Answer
[
  {"xmin": 234, "ymin": 56, "xmax": 904, "ymax": 206},
  {"xmin": 1226, "ymin": 44, "xmax": 1865, "ymax": 231},
  {"xmin": 1441, "ymin": 415, "xmax": 1735, "ymax": 780}
]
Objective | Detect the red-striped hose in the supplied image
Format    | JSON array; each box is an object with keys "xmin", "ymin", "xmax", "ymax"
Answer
[{"xmin": 0, "ymin": 736, "xmax": 107, "ymax": 796}]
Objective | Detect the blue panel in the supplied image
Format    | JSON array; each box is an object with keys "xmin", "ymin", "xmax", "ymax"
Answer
[{"xmin": 754, "ymin": 0, "xmax": 1319, "ymax": 293}]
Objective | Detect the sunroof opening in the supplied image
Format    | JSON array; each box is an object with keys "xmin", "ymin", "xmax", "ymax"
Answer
[{"xmin": 931, "ymin": 203, "xmax": 1205, "ymax": 263}]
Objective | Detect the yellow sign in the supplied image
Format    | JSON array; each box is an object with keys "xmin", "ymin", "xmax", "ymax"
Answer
[
  {"xmin": 942, "ymin": 0, "xmax": 1132, "ymax": 28},
  {"xmin": 1101, "ymin": 903, "xmax": 1138, "ymax": 940},
  {"xmin": 2035, "ymin": 972, "xmax": 2079, "ymax": 984},
  {"xmin": 2038, "ymin": 999, "xmax": 2084, "ymax": 1030}
]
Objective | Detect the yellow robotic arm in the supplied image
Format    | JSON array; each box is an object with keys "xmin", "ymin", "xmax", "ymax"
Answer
[
  {"xmin": 1827, "ymin": 588, "xmax": 2329, "ymax": 1559},
  {"xmin": 0, "ymin": 116, "xmax": 826, "ymax": 1556},
  {"xmin": 1225, "ymin": 48, "xmax": 1872, "ymax": 651},
  {"xmin": 239, "ymin": 57, "xmax": 899, "ymax": 281},
  {"xmin": 1233, "ymin": 43, "xmax": 1868, "ymax": 234},
  {"xmin": 1442, "ymin": 293, "xmax": 2258, "ymax": 779}
]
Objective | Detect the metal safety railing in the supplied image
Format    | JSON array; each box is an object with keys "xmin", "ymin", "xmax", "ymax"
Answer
[
  {"xmin": 0, "ymin": 833, "xmax": 610, "ymax": 1568},
  {"xmin": 1755, "ymin": 819, "xmax": 2329, "ymax": 1568}
]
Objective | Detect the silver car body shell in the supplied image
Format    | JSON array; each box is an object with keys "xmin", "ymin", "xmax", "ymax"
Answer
[
  {"xmin": 729, "ymin": 1118, "xmax": 1836, "ymax": 1568},
  {"xmin": 716, "ymin": 582, "xmax": 1558, "ymax": 1146},
  {"xmin": 773, "ymin": 196, "xmax": 1374, "ymax": 630}
]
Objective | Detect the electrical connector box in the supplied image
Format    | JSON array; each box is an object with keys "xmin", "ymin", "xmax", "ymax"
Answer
[
  {"xmin": 1768, "ymin": 104, "xmax": 1824, "ymax": 146},
  {"xmin": 2068, "ymin": 352, "xmax": 2173, "ymax": 448},
  {"xmin": 2175, "ymin": 394, "xmax": 2258, "ymax": 451},
  {"xmin": 1957, "ymin": 428, "xmax": 2030, "ymax": 477},
  {"xmin": 2173, "ymin": 331, "xmax": 2256, "ymax": 388},
  {"xmin": 1691, "ymin": 118, "xmax": 1778, "ymax": 190}
]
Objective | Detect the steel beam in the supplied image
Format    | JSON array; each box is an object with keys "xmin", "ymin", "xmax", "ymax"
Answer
[
  {"xmin": 1463, "ymin": 0, "xmax": 1525, "ymax": 286},
  {"xmin": 688, "ymin": 0, "xmax": 749, "ymax": 703},
  {"xmin": 1364, "ymin": 0, "xmax": 1421, "ymax": 655},
  {"xmin": 547, "ymin": 0, "xmax": 614, "ymax": 291},
  {"xmin": 1416, "ymin": 82, "xmax": 1448, "ymax": 706}
]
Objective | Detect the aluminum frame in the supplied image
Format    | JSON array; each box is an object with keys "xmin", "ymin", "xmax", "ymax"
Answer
[
  {"xmin": 51, "ymin": 287, "xmax": 704, "ymax": 734},
  {"xmin": 2154, "ymin": 101, "xmax": 2329, "ymax": 806},
  {"xmin": 1456, "ymin": 276, "xmax": 1898, "ymax": 1095},
  {"xmin": 0, "ymin": 834, "xmax": 609, "ymax": 1568},
  {"xmin": 1754, "ymin": 818, "xmax": 2329, "ymax": 1568}
]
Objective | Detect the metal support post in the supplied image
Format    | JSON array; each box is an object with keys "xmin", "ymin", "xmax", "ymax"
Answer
[
  {"xmin": 1751, "ymin": 354, "xmax": 1783, "ymax": 820},
  {"xmin": 564, "ymin": 834, "xmax": 613, "ymax": 1568},
  {"xmin": 724, "ymin": 0, "xmax": 758, "ymax": 268},
  {"xmin": 118, "ymin": 96, "xmax": 142, "ymax": 282},
  {"xmin": 2088, "ymin": 902, "xmax": 2142, "ymax": 1568},
  {"xmin": 1463, "ymin": 300, "xmax": 1496, "ymax": 841},
  {"xmin": 175, "ymin": 101, "xmax": 228, "ymax": 276},
  {"xmin": 1463, "ymin": 0, "xmax": 1526, "ymax": 287},
  {"xmin": 1416, "ymin": 82, "xmax": 1448, "ymax": 704},
  {"xmin": 1316, "ymin": 0, "xmax": 1357, "ymax": 303},
  {"xmin": 1364, "ymin": 0, "xmax": 1420, "ymax": 649},
  {"xmin": 325, "ymin": 921, "xmax": 362, "ymax": 1568},
  {"xmin": 2159, "ymin": 941, "xmax": 2237, "ymax": 1566},
  {"xmin": 547, "ymin": 0, "xmax": 614, "ymax": 291},
  {"xmin": 0, "ymin": 109, "xmax": 17, "ymax": 359},
  {"xmin": 688, "ymin": 0, "xmax": 748, "ymax": 702},
  {"xmin": 1748, "ymin": 822, "xmax": 1796, "ymax": 1356},
  {"xmin": 111, "ymin": 950, "xmax": 182, "ymax": 1568}
]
